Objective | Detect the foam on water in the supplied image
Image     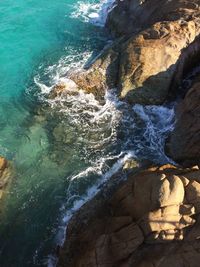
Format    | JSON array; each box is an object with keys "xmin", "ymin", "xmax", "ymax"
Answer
[
  {"xmin": 70, "ymin": 0, "xmax": 116, "ymax": 26},
  {"xmin": 37, "ymin": 78, "xmax": 175, "ymax": 266},
  {"xmin": 35, "ymin": 45, "xmax": 175, "ymax": 265},
  {"xmin": 1, "ymin": 0, "xmax": 196, "ymax": 264},
  {"xmin": 32, "ymin": 0, "xmax": 176, "ymax": 265}
]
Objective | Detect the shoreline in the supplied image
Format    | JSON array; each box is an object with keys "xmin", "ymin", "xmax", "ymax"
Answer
[{"xmin": 56, "ymin": 0, "xmax": 200, "ymax": 266}]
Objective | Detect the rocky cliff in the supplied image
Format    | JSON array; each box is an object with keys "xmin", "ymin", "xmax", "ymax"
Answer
[{"xmin": 57, "ymin": 0, "xmax": 200, "ymax": 266}]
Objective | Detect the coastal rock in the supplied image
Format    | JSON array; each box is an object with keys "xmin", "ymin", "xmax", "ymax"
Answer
[
  {"xmin": 49, "ymin": 80, "xmax": 78, "ymax": 98},
  {"xmin": 61, "ymin": 0, "xmax": 200, "ymax": 104},
  {"xmin": 57, "ymin": 165, "xmax": 200, "ymax": 267},
  {"xmin": 68, "ymin": 46, "xmax": 119, "ymax": 100},
  {"xmin": 108, "ymin": 0, "xmax": 200, "ymax": 104},
  {"xmin": 166, "ymin": 81, "xmax": 200, "ymax": 166},
  {"xmin": 57, "ymin": 0, "xmax": 200, "ymax": 266},
  {"xmin": 118, "ymin": 20, "xmax": 200, "ymax": 104},
  {"xmin": 0, "ymin": 156, "xmax": 13, "ymax": 199},
  {"xmin": 106, "ymin": 0, "xmax": 200, "ymax": 36}
]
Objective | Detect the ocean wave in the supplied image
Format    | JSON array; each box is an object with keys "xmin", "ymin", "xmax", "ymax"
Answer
[
  {"xmin": 32, "ymin": 0, "xmax": 176, "ymax": 264},
  {"xmin": 44, "ymin": 85, "xmax": 175, "ymax": 266},
  {"xmin": 70, "ymin": 0, "xmax": 116, "ymax": 26},
  {"xmin": 35, "ymin": 59, "xmax": 175, "ymax": 267}
]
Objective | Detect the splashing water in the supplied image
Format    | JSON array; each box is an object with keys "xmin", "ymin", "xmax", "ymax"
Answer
[
  {"xmin": 70, "ymin": 0, "xmax": 116, "ymax": 26},
  {"xmin": 0, "ymin": 0, "xmax": 175, "ymax": 266},
  {"xmin": 35, "ymin": 72, "xmax": 175, "ymax": 266}
]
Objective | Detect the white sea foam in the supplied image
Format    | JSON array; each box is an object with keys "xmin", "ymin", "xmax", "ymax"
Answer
[
  {"xmin": 70, "ymin": 0, "xmax": 116, "ymax": 26},
  {"xmin": 45, "ymin": 84, "xmax": 175, "ymax": 267},
  {"xmin": 34, "ymin": 49, "xmax": 92, "ymax": 98},
  {"xmin": 133, "ymin": 104, "xmax": 175, "ymax": 164},
  {"xmin": 33, "ymin": 1, "xmax": 176, "ymax": 265},
  {"xmin": 36, "ymin": 60, "xmax": 175, "ymax": 267}
]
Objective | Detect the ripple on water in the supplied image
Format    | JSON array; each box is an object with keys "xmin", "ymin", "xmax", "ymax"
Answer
[{"xmin": 0, "ymin": 0, "xmax": 175, "ymax": 266}]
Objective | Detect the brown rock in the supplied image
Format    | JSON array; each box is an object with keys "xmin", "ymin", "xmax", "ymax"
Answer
[
  {"xmin": 57, "ymin": 165, "xmax": 200, "ymax": 267},
  {"xmin": 49, "ymin": 80, "xmax": 78, "ymax": 99},
  {"xmin": 0, "ymin": 156, "xmax": 13, "ymax": 200},
  {"xmin": 185, "ymin": 180, "xmax": 200, "ymax": 212},
  {"xmin": 54, "ymin": 0, "xmax": 200, "ymax": 105},
  {"xmin": 167, "ymin": 82, "xmax": 200, "ymax": 167},
  {"xmin": 68, "ymin": 46, "xmax": 119, "ymax": 100},
  {"xmin": 106, "ymin": 0, "xmax": 200, "ymax": 37},
  {"xmin": 140, "ymin": 204, "xmax": 195, "ymax": 236},
  {"xmin": 0, "ymin": 157, "xmax": 7, "ymax": 172},
  {"xmin": 118, "ymin": 20, "xmax": 199, "ymax": 104}
]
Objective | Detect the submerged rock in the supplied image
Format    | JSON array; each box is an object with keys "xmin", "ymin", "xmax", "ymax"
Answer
[
  {"xmin": 0, "ymin": 156, "xmax": 13, "ymax": 200},
  {"xmin": 57, "ymin": 165, "xmax": 200, "ymax": 267}
]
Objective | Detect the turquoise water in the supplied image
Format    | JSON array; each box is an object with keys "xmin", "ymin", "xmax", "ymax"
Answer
[
  {"xmin": 0, "ymin": 1, "xmax": 108, "ymax": 266},
  {"xmin": 0, "ymin": 1, "xmax": 175, "ymax": 266}
]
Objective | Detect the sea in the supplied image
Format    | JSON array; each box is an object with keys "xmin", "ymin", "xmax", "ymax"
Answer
[{"xmin": 0, "ymin": 0, "xmax": 175, "ymax": 266}]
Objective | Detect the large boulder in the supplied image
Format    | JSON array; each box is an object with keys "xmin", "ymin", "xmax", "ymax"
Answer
[
  {"xmin": 57, "ymin": 165, "xmax": 200, "ymax": 267},
  {"xmin": 49, "ymin": 0, "xmax": 200, "ymax": 105},
  {"xmin": 166, "ymin": 80, "xmax": 200, "ymax": 166},
  {"xmin": 118, "ymin": 20, "xmax": 200, "ymax": 104}
]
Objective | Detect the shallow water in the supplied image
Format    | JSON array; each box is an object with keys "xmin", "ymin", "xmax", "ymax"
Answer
[{"xmin": 0, "ymin": 1, "xmax": 174, "ymax": 266}]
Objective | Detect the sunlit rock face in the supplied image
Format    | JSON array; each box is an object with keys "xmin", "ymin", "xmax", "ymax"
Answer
[
  {"xmin": 117, "ymin": 20, "xmax": 200, "ymax": 104},
  {"xmin": 59, "ymin": 0, "xmax": 200, "ymax": 105},
  {"xmin": 57, "ymin": 165, "xmax": 200, "ymax": 267},
  {"xmin": 56, "ymin": 0, "xmax": 200, "ymax": 266}
]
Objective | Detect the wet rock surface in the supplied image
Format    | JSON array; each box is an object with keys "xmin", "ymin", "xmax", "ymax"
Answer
[{"xmin": 58, "ymin": 165, "xmax": 200, "ymax": 267}]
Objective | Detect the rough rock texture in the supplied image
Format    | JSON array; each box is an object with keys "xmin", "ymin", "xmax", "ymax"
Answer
[
  {"xmin": 0, "ymin": 156, "xmax": 13, "ymax": 200},
  {"xmin": 52, "ymin": 0, "xmax": 200, "ymax": 105},
  {"xmin": 166, "ymin": 79, "xmax": 200, "ymax": 167},
  {"xmin": 107, "ymin": 0, "xmax": 200, "ymax": 104},
  {"xmin": 66, "ymin": 46, "xmax": 119, "ymax": 100},
  {"xmin": 106, "ymin": 0, "xmax": 200, "ymax": 36},
  {"xmin": 49, "ymin": 80, "xmax": 78, "ymax": 99},
  {"xmin": 57, "ymin": 1, "xmax": 200, "ymax": 266},
  {"xmin": 58, "ymin": 165, "xmax": 200, "ymax": 267},
  {"xmin": 118, "ymin": 20, "xmax": 200, "ymax": 104}
]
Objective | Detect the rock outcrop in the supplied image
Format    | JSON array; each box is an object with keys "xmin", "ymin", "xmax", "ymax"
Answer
[
  {"xmin": 53, "ymin": 0, "xmax": 200, "ymax": 105},
  {"xmin": 51, "ymin": 45, "xmax": 120, "ymax": 101},
  {"xmin": 118, "ymin": 20, "xmax": 200, "ymax": 104},
  {"xmin": 58, "ymin": 165, "xmax": 200, "ymax": 267},
  {"xmin": 106, "ymin": 0, "xmax": 200, "ymax": 37},
  {"xmin": 106, "ymin": 0, "xmax": 200, "ymax": 104},
  {"xmin": 166, "ymin": 78, "xmax": 200, "ymax": 167},
  {"xmin": 57, "ymin": 1, "xmax": 200, "ymax": 266}
]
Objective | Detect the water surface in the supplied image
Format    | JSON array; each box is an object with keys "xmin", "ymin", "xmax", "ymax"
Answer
[{"xmin": 0, "ymin": 1, "xmax": 174, "ymax": 266}]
